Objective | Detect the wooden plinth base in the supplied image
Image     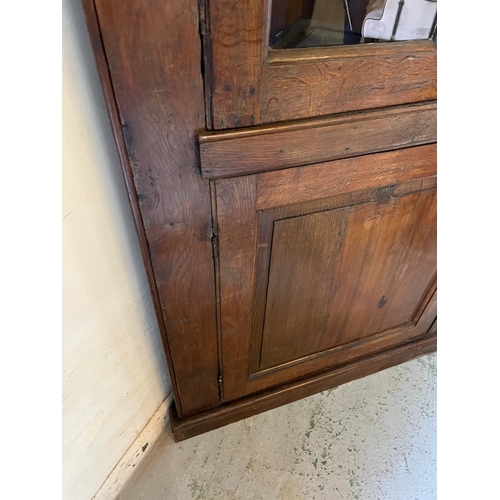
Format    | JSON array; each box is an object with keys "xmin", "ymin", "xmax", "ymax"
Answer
[{"xmin": 170, "ymin": 335, "xmax": 436, "ymax": 442}]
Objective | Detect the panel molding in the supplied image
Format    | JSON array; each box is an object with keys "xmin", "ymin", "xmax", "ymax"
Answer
[
  {"xmin": 199, "ymin": 102, "xmax": 436, "ymax": 179},
  {"xmin": 265, "ymin": 40, "xmax": 436, "ymax": 65},
  {"xmin": 256, "ymin": 144, "xmax": 437, "ymax": 210},
  {"xmin": 247, "ymin": 187, "xmax": 437, "ymax": 380}
]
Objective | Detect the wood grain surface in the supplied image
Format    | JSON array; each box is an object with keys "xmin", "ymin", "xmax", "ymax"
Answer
[
  {"xmin": 259, "ymin": 190, "xmax": 437, "ymax": 368},
  {"xmin": 94, "ymin": 0, "xmax": 220, "ymax": 417},
  {"xmin": 257, "ymin": 144, "xmax": 437, "ymax": 209},
  {"xmin": 261, "ymin": 48, "xmax": 436, "ymax": 123},
  {"xmin": 215, "ymin": 176, "xmax": 258, "ymax": 402},
  {"xmin": 208, "ymin": 0, "xmax": 264, "ymax": 128},
  {"xmin": 206, "ymin": 0, "xmax": 435, "ymax": 128},
  {"xmin": 170, "ymin": 335, "xmax": 437, "ymax": 441},
  {"xmin": 199, "ymin": 102, "xmax": 436, "ymax": 179},
  {"xmin": 216, "ymin": 144, "xmax": 436, "ymax": 401}
]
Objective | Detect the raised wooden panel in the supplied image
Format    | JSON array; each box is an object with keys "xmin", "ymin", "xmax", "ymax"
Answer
[
  {"xmin": 259, "ymin": 190, "xmax": 437, "ymax": 369},
  {"xmin": 199, "ymin": 102, "xmax": 436, "ymax": 179},
  {"xmin": 260, "ymin": 207, "xmax": 349, "ymax": 366},
  {"xmin": 216, "ymin": 145, "xmax": 436, "ymax": 402}
]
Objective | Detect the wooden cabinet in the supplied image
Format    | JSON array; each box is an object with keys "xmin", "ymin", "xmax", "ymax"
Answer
[{"xmin": 84, "ymin": 0, "xmax": 436, "ymax": 441}]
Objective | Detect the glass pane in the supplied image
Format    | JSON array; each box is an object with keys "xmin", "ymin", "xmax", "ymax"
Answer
[{"xmin": 269, "ymin": 0, "xmax": 437, "ymax": 49}]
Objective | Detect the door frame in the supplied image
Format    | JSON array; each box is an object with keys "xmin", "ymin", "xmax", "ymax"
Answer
[{"xmin": 203, "ymin": 0, "xmax": 437, "ymax": 129}]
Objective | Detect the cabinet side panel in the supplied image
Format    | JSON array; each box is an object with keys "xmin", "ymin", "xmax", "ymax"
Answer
[{"xmin": 94, "ymin": 0, "xmax": 219, "ymax": 416}]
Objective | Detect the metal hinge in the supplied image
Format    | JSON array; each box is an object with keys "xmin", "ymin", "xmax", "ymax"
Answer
[
  {"xmin": 217, "ymin": 369, "xmax": 223, "ymax": 399},
  {"xmin": 211, "ymin": 233, "xmax": 218, "ymax": 261},
  {"xmin": 198, "ymin": 0, "xmax": 208, "ymax": 36}
]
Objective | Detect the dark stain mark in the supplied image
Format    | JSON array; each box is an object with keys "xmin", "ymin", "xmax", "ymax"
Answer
[
  {"xmin": 249, "ymin": 87, "xmax": 256, "ymax": 96},
  {"xmin": 377, "ymin": 185, "xmax": 396, "ymax": 198},
  {"xmin": 137, "ymin": 193, "xmax": 148, "ymax": 202},
  {"xmin": 142, "ymin": 443, "xmax": 149, "ymax": 452},
  {"xmin": 224, "ymin": 84, "xmax": 232, "ymax": 91},
  {"xmin": 279, "ymin": 149, "xmax": 284, "ymax": 153},
  {"xmin": 378, "ymin": 295, "xmax": 388, "ymax": 308},
  {"xmin": 122, "ymin": 122, "xmax": 134, "ymax": 153},
  {"xmin": 337, "ymin": 231, "xmax": 342, "ymax": 237}
]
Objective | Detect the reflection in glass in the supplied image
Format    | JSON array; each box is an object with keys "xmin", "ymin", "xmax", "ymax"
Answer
[{"xmin": 270, "ymin": 0, "xmax": 437, "ymax": 49}]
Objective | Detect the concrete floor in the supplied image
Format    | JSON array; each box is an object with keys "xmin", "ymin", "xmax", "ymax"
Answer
[{"xmin": 118, "ymin": 353, "xmax": 436, "ymax": 500}]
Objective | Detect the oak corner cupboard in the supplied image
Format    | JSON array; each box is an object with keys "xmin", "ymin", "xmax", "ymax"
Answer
[{"xmin": 83, "ymin": 0, "xmax": 437, "ymax": 441}]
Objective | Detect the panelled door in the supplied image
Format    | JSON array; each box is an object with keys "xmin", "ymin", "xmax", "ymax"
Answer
[
  {"xmin": 211, "ymin": 145, "xmax": 436, "ymax": 402},
  {"xmin": 202, "ymin": 0, "xmax": 437, "ymax": 402}
]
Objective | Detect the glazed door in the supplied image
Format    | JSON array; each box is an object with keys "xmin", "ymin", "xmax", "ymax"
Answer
[
  {"xmin": 202, "ymin": 0, "xmax": 436, "ymax": 129},
  {"xmin": 202, "ymin": 0, "xmax": 437, "ymax": 402}
]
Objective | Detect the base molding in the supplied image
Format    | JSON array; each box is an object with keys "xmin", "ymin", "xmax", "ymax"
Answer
[{"xmin": 170, "ymin": 335, "xmax": 437, "ymax": 441}]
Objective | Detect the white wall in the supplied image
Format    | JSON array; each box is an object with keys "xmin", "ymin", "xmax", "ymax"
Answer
[{"xmin": 62, "ymin": 1, "xmax": 171, "ymax": 498}]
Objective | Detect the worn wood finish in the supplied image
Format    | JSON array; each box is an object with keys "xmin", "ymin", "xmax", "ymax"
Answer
[
  {"xmin": 216, "ymin": 145, "xmax": 436, "ymax": 402},
  {"xmin": 259, "ymin": 190, "xmax": 436, "ymax": 369},
  {"xmin": 81, "ymin": 0, "xmax": 185, "ymax": 410},
  {"xmin": 257, "ymin": 144, "xmax": 437, "ymax": 209},
  {"xmin": 207, "ymin": 0, "xmax": 264, "ymax": 128},
  {"xmin": 88, "ymin": 0, "xmax": 437, "ymax": 440},
  {"xmin": 206, "ymin": 0, "xmax": 435, "ymax": 127},
  {"xmin": 260, "ymin": 49, "xmax": 436, "ymax": 123},
  {"xmin": 244, "ymin": 195, "xmax": 436, "ymax": 393},
  {"xmin": 215, "ymin": 176, "xmax": 258, "ymax": 401},
  {"xmin": 418, "ymin": 288, "xmax": 437, "ymax": 333},
  {"xmin": 246, "ymin": 324, "xmax": 433, "ymax": 393},
  {"xmin": 199, "ymin": 102, "xmax": 436, "ymax": 179},
  {"xmin": 170, "ymin": 334, "xmax": 437, "ymax": 441},
  {"xmin": 263, "ymin": 177, "xmax": 437, "ymax": 222},
  {"xmin": 243, "ymin": 181, "xmax": 436, "ymax": 392},
  {"xmin": 260, "ymin": 207, "xmax": 350, "ymax": 367},
  {"xmin": 265, "ymin": 38, "xmax": 436, "ymax": 64},
  {"xmin": 93, "ymin": 0, "xmax": 220, "ymax": 417}
]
